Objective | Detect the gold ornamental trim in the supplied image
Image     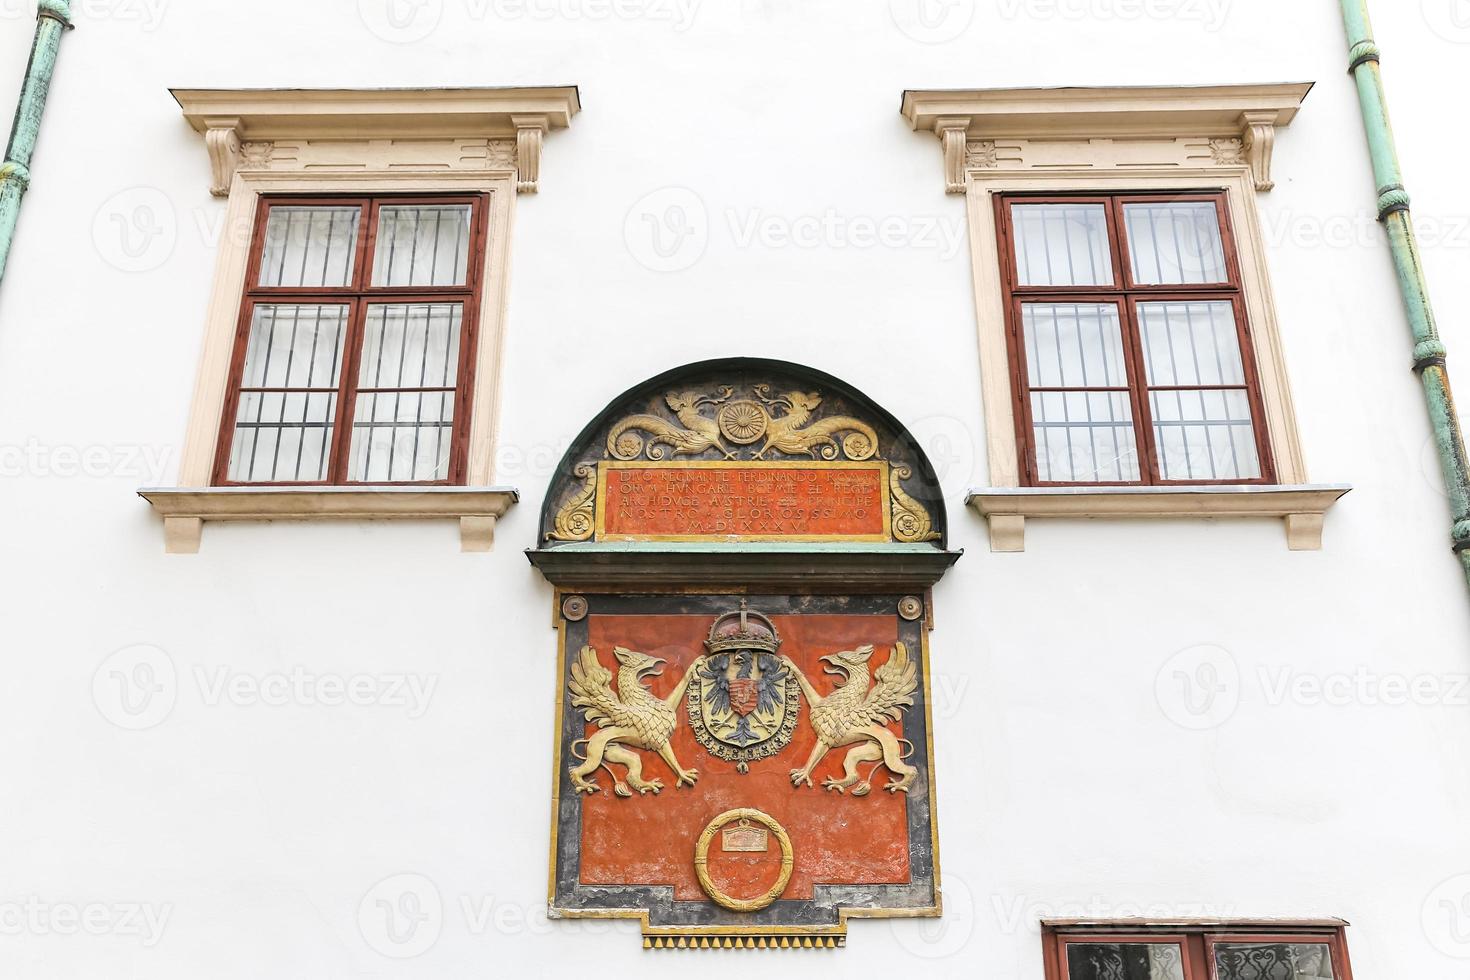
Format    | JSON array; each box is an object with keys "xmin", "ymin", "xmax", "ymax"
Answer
[
  {"xmin": 546, "ymin": 462, "xmax": 596, "ymax": 542},
  {"xmin": 693, "ymin": 808, "xmax": 795, "ymax": 913}
]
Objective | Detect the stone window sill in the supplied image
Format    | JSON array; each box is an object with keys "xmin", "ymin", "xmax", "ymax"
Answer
[
  {"xmin": 965, "ymin": 484, "xmax": 1351, "ymax": 553},
  {"xmin": 138, "ymin": 486, "xmax": 518, "ymax": 554}
]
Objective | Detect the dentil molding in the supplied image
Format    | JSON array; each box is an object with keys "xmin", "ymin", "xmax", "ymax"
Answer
[
  {"xmin": 172, "ymin": 86, "xmax": 580, "ymax": 195},
  {"xmin": 901, "ymin": 83, "xmax": 1312, "ymax": 194}
]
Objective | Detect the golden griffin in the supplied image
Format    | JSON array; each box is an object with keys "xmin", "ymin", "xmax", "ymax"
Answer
[
  {"xmin": 568, "ymin": 646, "xmax": 704, "ymax": 797},
  {"xmin": 783, "ymin": 643, "xmax": 919, "ymax": 796}
]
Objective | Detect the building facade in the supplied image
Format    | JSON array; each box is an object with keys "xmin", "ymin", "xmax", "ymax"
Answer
[{"xmin": 2, "ymin": 0, "xmax": 1469, "ymax": 976}]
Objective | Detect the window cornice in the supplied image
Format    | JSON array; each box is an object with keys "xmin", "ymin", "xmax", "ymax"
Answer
[
  {"xmin": 171, "ymin": 86, "xmax": 581, "ymax": 195},
  {"xmin": 901, "ymin": 82, "xmax": 1312, "ymax": 193}
]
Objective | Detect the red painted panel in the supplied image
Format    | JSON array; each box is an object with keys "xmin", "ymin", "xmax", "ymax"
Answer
[
  {"xmin": 599, "ymin": 465, "xmax": 888, "ymax": 539},
  {"xmin": 578, "ymin": 614, "xmax": 912, "ymax": 901}
]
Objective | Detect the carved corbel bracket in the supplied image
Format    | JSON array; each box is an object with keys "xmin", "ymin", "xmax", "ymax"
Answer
[
  {"xmin": 935, "ymin": 116, "xmax": 971, "ymax": 195},
  {"xmin": 202, "ymin": 116, "xmax": 243, "ymax": 197},
  {"xmin": 513, "ymin": 115, "xmax": 550, "ymax": 194},
  {"xmin": 1239, "ymin": 111, "xmax": 1280, "ymax": 192}
]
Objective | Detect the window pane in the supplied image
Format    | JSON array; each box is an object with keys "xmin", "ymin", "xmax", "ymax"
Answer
[
  {"xmin": 257, "ymin": 206, "xmax": 361, "ymax": 287},
  {"xmin": 357, "ymin": 303, "xmax": 464, "ymax": 390},
  {"xmin": 1214, "ymin": 942, "xmax": 1335, "ymax": 980},
  {"xmin": 1066, "ymin": 942, "xmax": 1186, "ymax": 980},
  {"xmin": 238, "ymin": 304, "xmax": 350, "ymax": 389},
  {"xmin": 1137, "ymin": 300, "xmax": 1246, "ymax": 387},
  {"xmin": 1022, "ymin": 303, "xmax": 1127, "ymax": 388},
  {"xmin": 348, "ymin": 391, "xmax": 455, "ymax": 482},
  {"xmin": 1150, "ymin": 388, "xmax": 1261, "ymax": 481},
  {"xmin": 1011, "ymin": 203, "xmax": 1114, "ymax": 286},
  {"xmin": 1031, "ymin": 391, "xmax": 1140, "ymax": 483},
  {"xmin": 1124, "ymin": 201, "xmax": 1228, "ymax": 285},
  {"xmin": 371, "ymin": 205, "xmax": 473, "ymax": 287},
  {"xmin": 228, "ymin": 391, "xmax": 339, "ymax": 482}
]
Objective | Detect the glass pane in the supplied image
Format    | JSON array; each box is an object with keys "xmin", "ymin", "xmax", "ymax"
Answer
[
  {"xmin": 371, "ymin": 205, "xmax": 473, "ymax": 286},
  {"xmin": 238, "ymin": 304, "xmax": 350, "ymax": 389},
  {"xmin": 1031, "ymin": 391, "xmax": 1140, "ymax": 483},
  {"xmin": 348, "ymin": 391, "xmax": 455, "ymax": 482},
  {"xmin": 1150, "ymin": 388, "xmax": 1261, "ymax": 481},
  {"xmin": 1214, "ymin": 942, "xmax": 1335, "ymax": 980},
  {"xmin": 257, "ymin": 206, "xmax": 361, "ymax": 287},
  {"xmin": 1124, "ymin": 201, "xmax": 1228, "ymax": 285},
  {"xmin": 1137, "ymin": 301, "xmax": 1246, "ymax": 387},
  {"xmin": 227, "ymin": 391, "xmax": 338, "ymax": 482},
  {"xmin": 1066, "ymin": 942, "xmax": 1186, "ymax": 980},
  {"xmin": 1022, "ymin": 303, "xmax": 1127, "ymax": 388},
  {"xmin": 1011, "ymin": 203, "xmax": 1114, "ymax": 286},
  {"xmin": 357, "ymin": 303, "xmax": 464, "ymax": 390}
]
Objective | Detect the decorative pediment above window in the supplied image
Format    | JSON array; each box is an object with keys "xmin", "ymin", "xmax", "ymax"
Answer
[
  {"xmin": 172, "ymin": 86, "xmax": 580, "ymax": 195},
  {"xmin": 900, "ymin": 83, "xmax": 1312, "ymax": 194}
]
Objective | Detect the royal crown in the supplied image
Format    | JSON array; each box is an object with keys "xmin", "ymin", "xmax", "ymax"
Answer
[{"xmin": 705, "ymin": 601, "xmax": 781, "ymax": 655}]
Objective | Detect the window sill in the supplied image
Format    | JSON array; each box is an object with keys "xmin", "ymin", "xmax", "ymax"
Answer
[
  {"xmin": 137, "ymin": 485, "xmax": 518, "ymax": 554},
  {"xmin": 965, "ymin": 484, "xmax": 1351, "ymax": 553}
]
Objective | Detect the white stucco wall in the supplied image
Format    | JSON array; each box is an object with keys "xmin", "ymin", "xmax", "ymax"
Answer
[{"xmin": 2, "ymin": 0, "xmax": 1469, "ymax": 976}]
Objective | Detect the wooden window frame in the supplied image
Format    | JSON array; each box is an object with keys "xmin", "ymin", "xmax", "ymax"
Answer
[
  {"xmin": 1042, "ymin": 923, "xmax": 1354, "ymax": 980},
  {"xmin": 995, "ymin": 190, "xmax": 1277, "ymax": 488},
  {"xmin": 212, "ymin": 192, "xmax": 492, "ymax": 487}
]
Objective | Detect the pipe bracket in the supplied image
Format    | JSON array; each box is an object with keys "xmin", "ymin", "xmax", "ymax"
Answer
[
  {"xmin": 0, "ymin": 161, "xmax": 31, "ymax": 192},
  {"xmin": 1453, "ymin": 520, "xmax": 1470, "ymax": 554},
  {"xmin": 1376, "ymin": 184, "xmax": 1411, "ymax": 221},
  {"xmin": 1347, "ymin": 39, "xmax": 1380, "ymax": 73},
  {"xmin": 1413, "ymin": 339, "xmax": 1448, "ymax": 373}
]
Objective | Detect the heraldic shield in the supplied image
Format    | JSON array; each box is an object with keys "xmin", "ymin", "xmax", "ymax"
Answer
[{"xmin": 528, "ymin": 359, "xmax": 961, "ymax": 949}]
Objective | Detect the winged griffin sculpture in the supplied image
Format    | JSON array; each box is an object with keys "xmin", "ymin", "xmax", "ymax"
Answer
[
  {"xmin": 567, "ymin": 645, "xmax": 704, "ymax": 797},
  {"xmin": 606, "ymin": 389, "xmax": 735, "ymax": 460},
  {"xmin": 783, "ymin": 643, "xmax": 919, "ymax": 796}
]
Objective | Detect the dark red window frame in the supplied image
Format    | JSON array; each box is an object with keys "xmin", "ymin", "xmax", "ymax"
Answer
[
  {"xmin": 995, "ymin": 190, "xmax": 1276, "ymax": 487},
  {"xmin": 1042, "ymin": 921, "xmax": 1354, "ymax": 980},
  {"xmin": 212, "ymin": 192, "xmax": 491, "ymax": 486}
]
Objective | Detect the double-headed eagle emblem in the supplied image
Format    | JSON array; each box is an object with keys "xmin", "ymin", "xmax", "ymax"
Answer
[{"xmin": 567, "ymin": 603, "xmax": 918, "ymax": 798}]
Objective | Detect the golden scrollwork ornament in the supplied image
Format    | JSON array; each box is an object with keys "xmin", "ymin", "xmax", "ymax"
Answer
[{"xmin": 545, "ymin": 463, "xmax": 597, "ymax": 541}]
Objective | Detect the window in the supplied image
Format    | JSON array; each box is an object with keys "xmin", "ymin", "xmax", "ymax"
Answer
[
  {"xmin": 1043, "ymin": 924, "xmax": 1353, "ymax": 980},
  {"xmin": 214, "ymin": 194, "xmax": 489, "ymax": 486},
  {"xmin": 997, "ymin": 192, "xmax": 1274, "ymax": 487}
]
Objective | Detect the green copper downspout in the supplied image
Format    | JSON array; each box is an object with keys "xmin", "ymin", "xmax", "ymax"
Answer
[
  {"xmin": 1340, "ymin": 0, "xmax": 1470, "ymax": 592},
  {"xmin": 0, "ymin": 0, "xmax": 73, "ymax": 286}
]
